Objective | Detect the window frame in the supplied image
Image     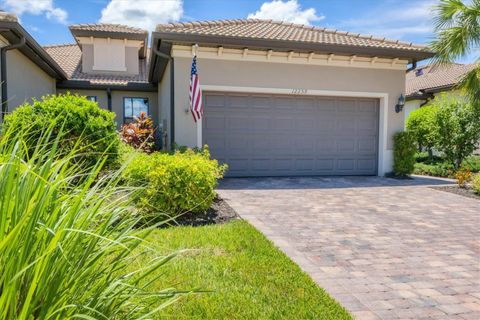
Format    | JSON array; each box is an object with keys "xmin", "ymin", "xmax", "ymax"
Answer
[{"xmin": 123, "ymin": 97, "xmax": 149, "ymax": 123}]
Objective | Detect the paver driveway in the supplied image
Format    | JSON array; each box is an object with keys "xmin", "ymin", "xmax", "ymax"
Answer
[{"xmin": 217, "ymin": 176, "xmax": 480, "ymax": 320}]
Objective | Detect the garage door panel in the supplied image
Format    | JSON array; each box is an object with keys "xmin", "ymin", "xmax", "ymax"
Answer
[
  {"xmin": 358, "ymin": 138, "xmax": 377, "ymax": 153},
  {"xmin": 316, "ymin": 139, "xmax": 336, "ymax": 152},
  {"xmin": 357, "ymin": 159, "xmax": 376, "ymax": 171},
  {"xmin": 274, "ymin": 97, "xmax": 296, "ymax": 109},
  {"xmin": 358, "ymin": 100, "xmax": 377, "ymax": 112},
  {"xmin": 227, "ymin": 159, "xmax": 250, "ymax": 172},
  {"xmin": 203, "ymin": 92, "xmax": 378, "ymax": 177},
  {"xmin": 295, "ymin": 159, "xmax": 315, "ymax": 171},
  {"xmin": 251, "ymin": 95, "xmax": 271, "ymax": 109},
  {"xmin": 228, "ymin": 95, "xmax": 249, "ymax": 108},
  {"xmin": 296, "ymin": 117, "xmax": 315, "ymax": 131},
  {"xmin": 274, "ymin": 118, "xmax": 294, "ymax": 130},
  {"xmin": 252, "ymin": 159, "xmax": 271, "ymax": 171},
  {"xmin": 337, "ymin": 99, "xmax": 356, "ymax": 112},
  {"xmin": 337, "ymin": 159, "xmax": 355, "ymax": 170},
  {"xmin": 316, "ymin": 159, "xmax": 335, "ymax": 170},
  {"xmin": 337, "ymin": 139, "xmax": 356, "ymax": 153},
  {"xmin": 204, "ymin": 116, "xmax": 225, "ymax": 130},
  {"xmin": 204, "ymin": 94, "xmax": 225, "ymax": 108},
  {"xmin": 274, "ymin": 159, "xmax": 293, "ymax": 171},
  {"xmin": 228, "ymin": 116, "xmax": 251, "ymax": 129},
  {"xmin": 252, "ymin": 117, "xmax": 272, "ymax": 131},
  {"xmin": 296, "ymin": 98, "xmax": 316, "ymax": 111}
]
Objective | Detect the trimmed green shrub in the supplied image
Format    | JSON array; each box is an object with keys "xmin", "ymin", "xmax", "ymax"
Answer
[
  {"xmin": 393, "ymin": 131, "xmax": 416, "ymax": 176},
  {"xmin": 430, "ymin": 94, "xmax": 480, "ymax": 168},
  {"xmin": 406, "ymin": 104, "xmax": 438, "ymax": 155},
  {"xmin": 2, "ymin": 93, "xmax": 119, "ymax": 167},
  {"xmin": 413, "ymin": 162, "xmax": 454, "ymax": 178},
  {"xmin": 472, "ymin": 174, "xmax": 480, "ymax": 194},
  {"xmin": 123, "ymin": 146, "xmax": 227, "ymax": 217},
  {"xmin": 0, "ymin": 122, "xmax": 183, "ymax": 318}
]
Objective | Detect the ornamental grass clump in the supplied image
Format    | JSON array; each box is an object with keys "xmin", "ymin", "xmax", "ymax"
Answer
[{"xmin": 0, "ymin": 123, "xmax": 185, "ymax": 319}]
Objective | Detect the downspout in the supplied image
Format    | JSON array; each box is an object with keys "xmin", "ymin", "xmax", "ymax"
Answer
[
  {"xmin": 106, "ymin": 87, "xmax": 112, "ymax": 111},
  {"xmin": 1, "ymin": 36, "xmax": 26, "ymax": 120},
  {"xmin": 420, "ymin": 92, "xmax": 434, "ymax": 107},
  {"xmin": 153, "ymin": 45, "xmax": 174, "ymax": 150},
  {"xmin": 170, "ymin": 57, "xmax": 175, "ymax": 149}
]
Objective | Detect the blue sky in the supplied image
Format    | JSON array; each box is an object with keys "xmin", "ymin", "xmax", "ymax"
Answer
[{"xmin": 1, "ymin": 0, "xmax": 475, "ymax": 63}]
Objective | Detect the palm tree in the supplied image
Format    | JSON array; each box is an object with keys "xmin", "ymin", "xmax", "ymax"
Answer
[{"xmin": 430, "ymin": 0, "xmax": 480, "ymax": 107}]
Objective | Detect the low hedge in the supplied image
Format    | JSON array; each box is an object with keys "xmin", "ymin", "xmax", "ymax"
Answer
[
  {"xmin": 123, "ymin": 146, "xmax": 227, "ymax": 218},
  {"xmin": 413, "ymin": 154, "xmax": 480, "ymax": 178}
]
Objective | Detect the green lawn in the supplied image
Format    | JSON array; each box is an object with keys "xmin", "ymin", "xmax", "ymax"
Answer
[{"xmin": 133, "ymin": 220, "xmax": 352, "ymax": 319}]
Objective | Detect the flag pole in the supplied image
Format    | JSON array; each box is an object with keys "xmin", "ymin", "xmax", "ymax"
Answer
[{"xmin": 194, "ymin": 43, "xmax": 201, "ymax": 148}]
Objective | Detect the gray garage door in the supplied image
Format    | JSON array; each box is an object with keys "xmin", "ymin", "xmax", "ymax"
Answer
[{"xmin": 203, "ymin": 92, "xmax": 379, "ymax": 177}]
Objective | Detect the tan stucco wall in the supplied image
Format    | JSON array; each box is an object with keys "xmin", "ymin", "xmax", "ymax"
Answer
[
  {"xmin": 81, "ymin": 43, "xmax": 139, "ymax": 75},
  {"xmin": 171, "ymin": 57, "xmax": 406, "ymax": 150},
  {"xmin": 57, "ymin": 88, "xmax": 158, "ymax": 129},
  {"xmin": 6, "ymin": 48, "xmax": 56, "ymax": 112}
]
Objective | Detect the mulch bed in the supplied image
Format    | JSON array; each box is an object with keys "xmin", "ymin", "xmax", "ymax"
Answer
[
  {"xmin": 431, "ymin": 186, "xmax": 480, "ymax": 200},
  {"xmin": 174, "ymin": 196, "xmax": 240, "ymax": 227}
]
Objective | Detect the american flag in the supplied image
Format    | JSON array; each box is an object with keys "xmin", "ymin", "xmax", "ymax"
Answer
[{"xmin": 189, "ymin": 55, "xmax": 203, "ymax": 122}]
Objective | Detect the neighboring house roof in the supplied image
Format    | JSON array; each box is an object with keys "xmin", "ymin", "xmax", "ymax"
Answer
[
  {"xmin": 406, "ymin": 63, "xmax": 477, "ymax": 99},
  {"xmin": 150, "ymin": 19, "xmax": 434, "ymax": 82},
  {"xmin": 0, "ymin": 12, "xmax": 67, "ymax": 80},
  {"xmin": 44, "ymin": 43, "xmax": 152, "ymax": 89}
]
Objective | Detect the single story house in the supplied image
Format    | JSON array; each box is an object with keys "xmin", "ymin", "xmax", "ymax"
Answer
[
  {"xmin": 405, "ymin": 63, "xmax": 479, "ymax": 154},
  {"xmin": 0, "ymin": 12, "xmax": 434, "ymax": 177}
]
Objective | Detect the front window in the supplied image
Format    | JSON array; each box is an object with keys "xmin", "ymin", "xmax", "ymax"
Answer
[
  {"xmin": 124, "ymin": 97, "xmax": 149, "ymax": 123},
  {"xmin": 86, "ymin": 96, "xmax": 97, "ymax": 102}
]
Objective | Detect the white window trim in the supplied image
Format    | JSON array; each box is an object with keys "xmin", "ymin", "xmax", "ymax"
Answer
[{"xmin": 197, "ymin": 85, "xmax": 390, "ymax": 176}]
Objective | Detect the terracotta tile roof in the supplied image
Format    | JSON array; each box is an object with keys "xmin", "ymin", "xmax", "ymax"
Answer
[
  {"xmin": 406, "ymin": 63, "xmax": 477, "ymax": 97},
  {"xmin": 69, "ymin": 23, "xmax": 147, "ymax": 35},
  {"xmin": 44, "ymin": 44, "xmax": 149, "ymax": 85},
  {"xmin": 156, "ymin": 19, "xmax": 429, "ymax": 53},
  {"xmin": 0, "ymin": 11, "xmax": 18, "ymax": 22}
]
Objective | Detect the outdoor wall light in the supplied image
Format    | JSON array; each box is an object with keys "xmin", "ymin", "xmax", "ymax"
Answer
[{"xmin": 395, "ymin": 94, "xmax": 405, "ymax": 113}]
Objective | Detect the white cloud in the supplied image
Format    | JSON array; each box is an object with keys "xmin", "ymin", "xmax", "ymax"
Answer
[
  {"xmin": 338, "ymin": 1, "xmax": 435, "ymax": 40},
  {"xmin": 3, "ymin": 0, "xmax": 68, "ymax": 24},
  {"xmin": 247, "ymin": 0, "xmax": 324, "ymax": 25},
  {"xmin": 99, "ymin": 0, "xmax": 183, "ymax": 31}
]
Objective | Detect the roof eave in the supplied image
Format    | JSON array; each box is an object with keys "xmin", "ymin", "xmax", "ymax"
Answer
[
  {"xmin": 0, "ymin": 20, "xmax": 67, "ymax": 80},
  {"xmin": 152, "ymin": 31, "xmax": 435, "ymax": 61},
  {"xmin": 57, "ymin": 79, "xmax": 157, "ymax": 92},
  {"xmin": 406, "ymin": 84, "xmax": 456, "ymax": 99}
]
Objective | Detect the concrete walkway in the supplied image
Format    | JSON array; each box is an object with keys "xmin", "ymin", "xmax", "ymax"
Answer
[{"xmin": 217, "ymin": 176, "xmax": 480, "ymax": 320}]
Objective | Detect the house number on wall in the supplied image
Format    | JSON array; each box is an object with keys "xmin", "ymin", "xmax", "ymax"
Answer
[{"xmin": 291, "ymin": 89, "xmax": 308, "ymax": 94}]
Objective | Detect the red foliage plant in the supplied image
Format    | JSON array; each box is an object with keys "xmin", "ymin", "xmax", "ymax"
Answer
[{"xmin": 120, "ymin": 112, "xmax": 156, "ymax": 153}]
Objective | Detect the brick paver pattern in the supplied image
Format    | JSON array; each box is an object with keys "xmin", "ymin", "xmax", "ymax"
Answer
[{"xmin": 217, "ymin": 176, "xmax": 480, "ymax": 320}]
